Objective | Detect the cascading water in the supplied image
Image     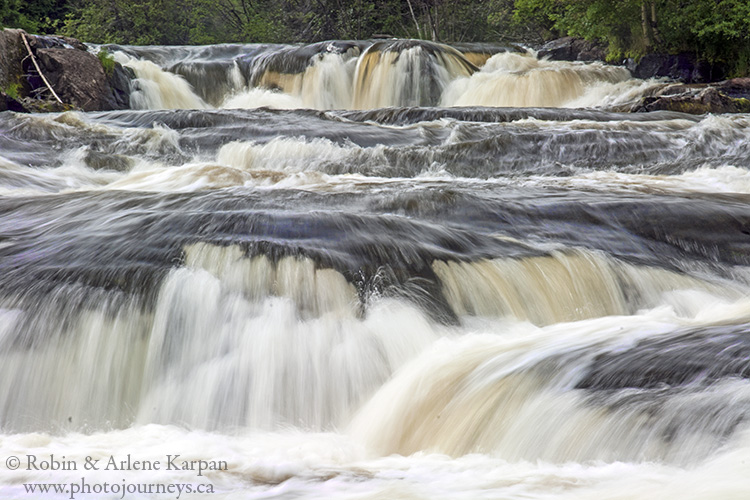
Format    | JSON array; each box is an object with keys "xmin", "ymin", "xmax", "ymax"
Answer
[
  {"xmin": 111, "ymin": 39, "xmax": 661, "ymax": 111},
  {"xmin": 351, "ymin": 40, "xmax": 476, "ymax": 108},
  {"xmin": 2, "ymin": 37, "xmax": 750, "ymax": 500},
  {"xmin": 440, "ymin": 52, "xmax": 636, "ymax": 107}
]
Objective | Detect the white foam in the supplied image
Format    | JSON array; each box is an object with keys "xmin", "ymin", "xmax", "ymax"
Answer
[
  {"xmin": 221, "ymin": 87, "xmax": 305, "ymax": 110},
  {"xmin": 117, "ymin": 53, "xmax": 208, "ymax": 110},
  {"xmin": 441, "ymin": 52, "xmax": 642, "ymax": 108}
]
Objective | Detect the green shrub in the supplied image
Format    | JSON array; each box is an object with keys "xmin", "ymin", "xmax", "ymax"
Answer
[
  {"xmin": 97, "ymin": 48, "xmax": 115, "ymax": 76},
  {"xmin": 1, "ymin": 82, "xmax": 21, "ymax": 100}
]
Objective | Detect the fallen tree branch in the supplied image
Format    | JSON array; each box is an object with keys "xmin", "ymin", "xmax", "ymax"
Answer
[{"xmin": 20, "ymin": 32, "xmax": 63, "ymax": 104}]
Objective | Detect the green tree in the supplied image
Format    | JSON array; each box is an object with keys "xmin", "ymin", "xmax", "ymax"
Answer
[
  {"xmin": 61, "ymin": 0, "xmax": 193, "ymax": 44},
  {"xmin": 1, "ymin": 0, "xmax": 70, "ymax": 32},
  {"xmin": 62, "ymin": 0, "xmax": 292, "ymax": 44},
  {"xmin": 514, "ymin": 0, "xmax": 645, "ymax": 60},
  {"xmin": 1, "ymin": 0, "xmax": 38, "ymax": 31},
  {"xmin": 209, "ymin": 0, "xmax": 289, "ymax": 42},
  {"xmin": 659, "ymin": 0, "xmax": 750, "ymax": 72},
  {"xmin": 513, "ymin": 0, "xmax": 750, "ymax": 75}
]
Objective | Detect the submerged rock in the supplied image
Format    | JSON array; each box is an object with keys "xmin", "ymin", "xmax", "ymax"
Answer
[
  {"xmin": 28, "ymin": 33, "xmax": 88, "ymax": 51},
  {"xmin": 576, "ymin": 325, "xmax": 750, "ymax": 391}
]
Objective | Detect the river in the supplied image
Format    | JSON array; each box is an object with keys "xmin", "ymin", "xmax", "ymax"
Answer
[{"xmin": 1, "ymin": 39, "xmax": 750, "ymax": 499}]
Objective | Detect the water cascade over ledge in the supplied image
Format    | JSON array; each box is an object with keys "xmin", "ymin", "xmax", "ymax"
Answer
[{"xmin": 111, "ymin": 39, "xmax": 658, "ymax": 111}]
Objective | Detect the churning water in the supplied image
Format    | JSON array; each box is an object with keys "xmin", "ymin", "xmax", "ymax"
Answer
[{"xmin": 2, "ymin": 39, "xmax": 750, "ymax": 499}]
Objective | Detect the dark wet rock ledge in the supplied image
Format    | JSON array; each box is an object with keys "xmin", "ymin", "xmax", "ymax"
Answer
[
  {"xmin": 0, "ymin": 28, "xmax": 133, "ymax": 113},
  {"xmin": 628, "ymin": 79, "xmax": 750, "ymax": 114}
]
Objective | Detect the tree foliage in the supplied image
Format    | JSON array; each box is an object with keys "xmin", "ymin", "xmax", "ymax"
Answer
[
  {"xmin": 4, "ymin": 0, "xmax": 522, "ymax": 44},
  {"xmin": 1, "ymin": 0, "xmax": 69, "ymax": 32},
  {"xmin": 515, "ymin": 0, "xmax": 750, "ymax": 74},
  {"xmin": 59, "ymin": 0, "xmax": 194, "ymax": 44},
  {"xmin": 660, "ymin": 0, "xmax": 750, "ymax": 74}
]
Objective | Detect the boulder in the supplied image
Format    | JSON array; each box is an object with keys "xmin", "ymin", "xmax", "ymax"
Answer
[
  {"xmin": 538, "ymin": 38, "xmax": 730, "ymax": 84},
  {"xmin": 33, "ymin": 48, "xmax": 125, "ymax": 111},
  {"xmin": 627, "ymin": 53, "xmax": 727, "ymax": 83},
  {"xmin": 537, "ymin": 37, "xmax": 607, "ymax": 62},
  {"xmin": 719, "ymin": 77, "xmax": 750, "ymax": 99},
  {"xmin": 632, "ymin": 84, "xmax": 750, "ymax": 114},
  {"xmin": 0, "ymin": 29, "xmax": 30, "ymax": 97},
  {"xmin": 1, "ymin": 29, "xmax": 132, "ymax": 113},
  {"xmin": 16, "ymin": 97, "xmax": 72, "ymax": 113}
]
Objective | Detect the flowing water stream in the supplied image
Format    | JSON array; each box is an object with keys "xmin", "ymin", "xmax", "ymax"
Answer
[{"xmin": 1, "ymin": 39, "xmax": 750, "ymax": 499}]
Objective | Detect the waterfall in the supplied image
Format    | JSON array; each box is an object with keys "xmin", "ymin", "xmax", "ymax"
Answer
[
  {"xmin": 113, "ymin": 39, "xmax": 658, "ymax": 111},
  {"xmin": 352, "ymin": 40, "xmax": 476, "ymax": 109}
]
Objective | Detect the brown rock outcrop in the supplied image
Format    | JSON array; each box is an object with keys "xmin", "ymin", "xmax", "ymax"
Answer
[
  {"xmin": 34, "ymin": 48, "xmax": 120, "ymax": 111},
  {"xmin": 631, "ymin": 83, "xmax": 750, "ymax": 114},
  {"xmin": 0, "ymin": 29, "xmax": 30, "ymax": 95},
  {"xmin": 0, "ymin": 28, "xmax": 132, "ymax": 113}
]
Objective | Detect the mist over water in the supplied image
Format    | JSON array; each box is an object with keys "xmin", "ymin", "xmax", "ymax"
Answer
[{"xmin": 2, "ymin": 38, "xmax": 750, "ymax": 499}]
